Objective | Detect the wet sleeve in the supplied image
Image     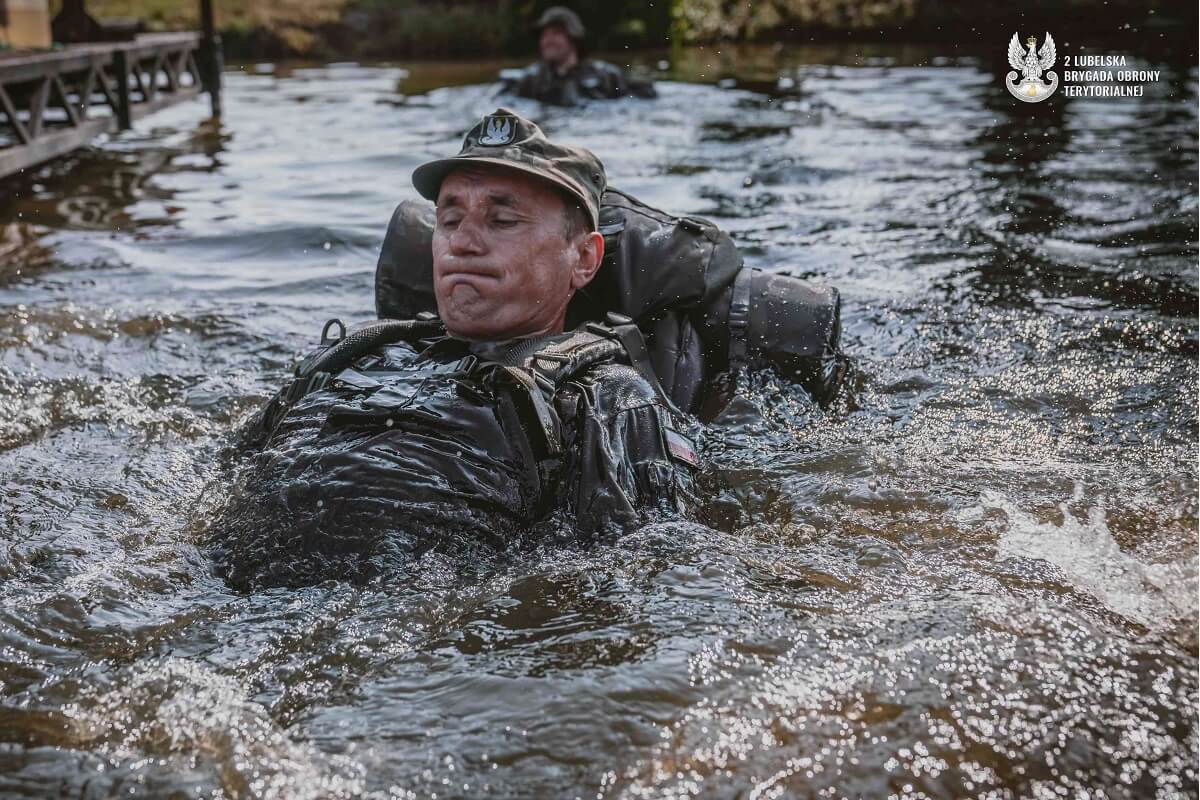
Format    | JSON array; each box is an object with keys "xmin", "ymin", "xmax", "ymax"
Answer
[
  {"xmin": 500, "ymin": 64, "xmax": 541, "ymax": 98},
  {"xmin": 601, "ymin": 62, "xmax": 628, "ymax": 98},
  {"xmin": 626, "ymin": 74, "xmax": 657, "ymax": 98},
  {"xmin": 598, "ymin": 61, "xmax": 656, "ymax": 98},
  {"xmin": 560, "ymin": 364, "xmax": 697, "ymax": 536}
]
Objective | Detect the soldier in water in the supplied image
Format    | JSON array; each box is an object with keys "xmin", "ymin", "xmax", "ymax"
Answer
[
  {"xmin": 213, "ymin": 109, "xmax": 697, "ymax": 589},
  {"xmin": 499, "ymin": 6, "xmax": 657, "ymax": 105}
]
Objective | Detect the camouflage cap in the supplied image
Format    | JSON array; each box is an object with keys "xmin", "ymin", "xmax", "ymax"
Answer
[
  {"xmin": 412, "ymin": 108, "xmax": 606, "ymax": 232},
  {"xmin": 534, "ymin": 6, "xmax": 585, "ymax": 39}
]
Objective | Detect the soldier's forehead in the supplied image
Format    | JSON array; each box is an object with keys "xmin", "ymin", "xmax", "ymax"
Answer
[
  {"xmin": 438, "ymin": 168, "xmax": 556, "ymax": 205},
  {"xmin": 439, "ymin": 188, "xmax": 518, "ymax": 207}
]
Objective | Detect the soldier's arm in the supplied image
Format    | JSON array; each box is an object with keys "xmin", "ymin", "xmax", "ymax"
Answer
[
  {"xmin": 498, "ymin": 63, "xmax": 540, "ymax": 98},
  {"xmin": 625, "ymin": 73, "xmax": 657, "ymax": 99},
  {"xmin": 594, "ymin": 61, "xmax": 656, "ymax": 99}
]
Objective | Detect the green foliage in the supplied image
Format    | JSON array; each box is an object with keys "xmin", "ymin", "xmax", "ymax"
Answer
[
  {"xmin": 352, "ymin": 0, "xmax": 672, "ymax": 58},
  {"xmin": 526, "ymin": 0, "xmax": 673, "ymax": 51},
  {"xmin": 670, "ymin": 0, "xmax": 916, "ymax": 42},
  {"xmin": 351, "ymin": 0, "xmax": 519, "ymax": 58},
  {"xmin": 666, "ymin": 0, "xmax": 1185, "ymax": 42},
  {"xmin": 72, "ymin": 0, "xmax": 673, "ymax": 58},
  {"xmin": 52, "ymin": 0, "xmax": 1184, "ymax": 57}
]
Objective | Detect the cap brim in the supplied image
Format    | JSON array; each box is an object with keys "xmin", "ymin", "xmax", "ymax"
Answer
[{"xmin": 412, "ymin": 155, "xmax": 599, "ymax": 231}]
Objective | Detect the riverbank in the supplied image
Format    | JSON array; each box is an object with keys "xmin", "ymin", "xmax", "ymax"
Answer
[{"xmin": 68, "ymin": 0, "xmax": 1193, "ymax": 61}]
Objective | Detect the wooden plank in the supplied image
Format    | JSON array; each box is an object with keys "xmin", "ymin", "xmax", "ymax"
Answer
[
  {"xmin": 0, "ymin": 34, "xmax": 198, "ymax": 83},
  {"xmin": 123, "ymin": 33, "xmax": 201, "ymax": 62},
  {"xmin": 0, "ymin": 115, "xmax": 113, "ymax": 176},
  {"xmin": 200, "ymin": 0, "xmax": 216, "ymax": 40},
  {"xmin": 0, "ymin": 82, "xmax": 31, "ymax": 144},
  {"xmin": 94, "ymin": 63, "xmax": 119, "ymax": 111},
  {"xmin": 79, "ymin": 65, "xmax": 98, "ymax": 120},
  {"xmin": 0, "ymin": 49, "xmax": 115, "ymax": 84},
  {"xmin": 113, "ymin": 50, "xmax": 131, "ymax": 129},
  {"xmin": 185, "ymin": 50, "xmax": 201, "ymax": 87},
  {"xmin": 52, "ymin": 75, "xmax": 81, "ymax": 128},
  {"xmin": 164, "ymin": 49, "xmax": 185, "ymax": 92},
  {"xmin": 145, "ymin": 49, "xmax": 165, "ymax": 102},
  {"xmin": 0, "ymin": 32, "xmax": 209, "ymax": 179},
  {"xmin": 27, "ymin": 76, "xmax": 50, "ymax": 139},
  {"xmin": 129, "ymin": 57, "xmax": 149, "ymax": 102},
  {"xmin": 129, "ymin": 84, "xmax": 201, "ymax": 121}
]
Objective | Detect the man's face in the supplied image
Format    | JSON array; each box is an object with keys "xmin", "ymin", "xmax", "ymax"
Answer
[
  {"xmin": 432, "ymin": 167, "xmax": 601, "ymax": 340},
  {"xmin": 539, "ymin": 24, "xmax": 576, "ymax": 66}
]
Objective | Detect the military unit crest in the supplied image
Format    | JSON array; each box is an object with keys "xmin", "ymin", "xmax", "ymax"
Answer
[
  {"xmin": 479, "ymin": 115, "xmax": 516, "ymax": 146},
  {"xmin": 1006, "ymin": 32, "xmax": 1059, "ymax": 103}
]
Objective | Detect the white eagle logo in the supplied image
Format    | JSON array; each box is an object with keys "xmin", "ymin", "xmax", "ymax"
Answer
[
  {"xmin": 479, "ymin": 116, "xmax": 515, "ymax": 146},
  {"xmin": 1005, "ymin": 32, "xmax": 1059, "ymax": 103}
]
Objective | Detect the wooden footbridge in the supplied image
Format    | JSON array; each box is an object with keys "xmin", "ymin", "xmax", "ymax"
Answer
[{"xmin": 0, "ymin": 0, "xmax": 221, "ymax": 178}]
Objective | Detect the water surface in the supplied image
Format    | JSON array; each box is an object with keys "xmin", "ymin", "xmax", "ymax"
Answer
[{"xmin": 1, "ymin": 43, "xmax": 1197, "ymax": 798}]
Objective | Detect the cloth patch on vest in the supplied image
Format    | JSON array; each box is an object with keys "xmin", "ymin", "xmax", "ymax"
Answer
[
  {"xmin": 479, "ymin": 116, "xmax": 516, "ymax": 146},
  {"xmin": 665, "ymin": 429, "xmax": 700, "ymax": 467}
]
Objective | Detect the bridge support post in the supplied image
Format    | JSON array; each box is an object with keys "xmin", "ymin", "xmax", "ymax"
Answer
[{"xmin": 199, "ymin": 0, "xmax": 222, "ymax": 118}]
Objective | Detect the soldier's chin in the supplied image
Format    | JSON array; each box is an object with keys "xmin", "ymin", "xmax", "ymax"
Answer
[{"xmin": 438, "ymin": 293, "xmax": 502, "ymax": 339}]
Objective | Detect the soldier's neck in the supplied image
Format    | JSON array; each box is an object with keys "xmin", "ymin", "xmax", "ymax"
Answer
[{"xmin": 549, "ymin": 52, "xmax": 579, "ymax": 76}]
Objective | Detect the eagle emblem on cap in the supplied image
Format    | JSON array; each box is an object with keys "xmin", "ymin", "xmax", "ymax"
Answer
[{"xmin": 479, "ymin": 116, "xmax": 515, "ymax": 146}]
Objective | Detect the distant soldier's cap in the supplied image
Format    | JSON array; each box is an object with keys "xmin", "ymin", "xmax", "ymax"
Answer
[
  {"xmin": 412, "ymin": 108, "xmax": 606, "ymax": 231},
  {"xmin": 534, "ymin": 6, "xmax": 585, "ymax": 39}
]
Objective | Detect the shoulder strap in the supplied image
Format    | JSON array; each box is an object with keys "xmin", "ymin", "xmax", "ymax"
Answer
[
  {"xmin": 584, "ymin": 313, "xmax": 684, "ymax": 417},
  {"xmin": 479, "ymin": 321, "xmax": 680, "ymax": 462},
  {"xmin": 515, "ymin": 317, "xmax": 699, "ymax": 473},
  {"xmin": 260, "ymin": 315, "xmax": 444, "ymax": 437},
  {"xmin": 727, "ymin": 267, "xmax": 754, "ymax": 370},
  {"xmin": 489, "ymin": 328, "xmax": 624, "ymax": 458},
  {"xmin": 296, "ymin": 316, "xmax": 444, "ymax": 381},
  {"xmin": 525, "ymin": 329, "xmax": 626, "ymax": 389}
]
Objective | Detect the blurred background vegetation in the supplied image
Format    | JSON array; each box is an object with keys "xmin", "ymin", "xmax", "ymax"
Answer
[{"xmin": 62, "ymin": 0, "xmax": 1190, "ymax": 60}]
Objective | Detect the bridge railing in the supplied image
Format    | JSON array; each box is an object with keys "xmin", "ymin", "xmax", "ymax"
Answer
[{"xmin": 0, "ymin": 32, "xmax": 211, "ymax": 177}]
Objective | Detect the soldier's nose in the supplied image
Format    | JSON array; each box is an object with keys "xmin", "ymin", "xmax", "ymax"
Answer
[{"xmin": 449, "ymin": 221, "xmax": 487, "ymax": 255}]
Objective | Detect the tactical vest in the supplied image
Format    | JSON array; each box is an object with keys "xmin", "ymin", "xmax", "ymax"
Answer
[
  {"xmin": 499, "ymin": 60, "xmax": 656, "ymax": 105},
  {"xmin": 257, "ymin": 313, "xmax": 693, "ymax": 467},
  {"xmin": 375, "ymin": 188, "xmax": 848, "ymax": 416}
]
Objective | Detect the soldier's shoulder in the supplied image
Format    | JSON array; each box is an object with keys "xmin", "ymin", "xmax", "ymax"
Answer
[
  {"xmin": 574, "ymin": 361, "xmax": 662, "ymax": 412},
  {"xmin": 586, "ymin": 59, "xmax": 624, "ymax": 75}
]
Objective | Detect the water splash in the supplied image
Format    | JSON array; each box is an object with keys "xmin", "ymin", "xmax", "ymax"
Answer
[
  {"xmin": 63, "ymin": 658, "xmax": 376, "ymax": 799},
  {"xmin": 984, "ymin": 489, "xmax": 1198, "ymax": 634}
]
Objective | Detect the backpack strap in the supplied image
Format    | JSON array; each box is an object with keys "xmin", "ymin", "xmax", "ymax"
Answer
[
  {"xmin": 260, "ymin": 315, "xmax": 445, "ymax": 437},
  {"xmin": 523, "ymin": 317, "xmax": 700, "ymax": 473},
  {"xmin": 490, "ymin": 328, "xmax": 626, "ymax": 458},
  {"xmin": 584, "ymin": 312, "xmax": 685, "ymax": 417},
  {"xmin": 727, "ymin": 267, "xmax": 754, "ymax": 370},
  {"xmin": 499, "ymin": 365, "xmax": 564, "ymax": 456}
]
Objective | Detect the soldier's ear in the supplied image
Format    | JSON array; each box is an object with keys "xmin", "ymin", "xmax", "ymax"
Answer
[{"xmin": 570, "ymin": 231, "xmax": 604, "ymax": 290}]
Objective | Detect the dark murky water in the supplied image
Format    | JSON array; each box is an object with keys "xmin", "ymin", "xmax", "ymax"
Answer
[{"xmin": 1, "ymin": 42, "xmax": 1197, "ymax": 798}]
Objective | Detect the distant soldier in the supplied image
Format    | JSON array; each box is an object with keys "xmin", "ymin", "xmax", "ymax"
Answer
[{"xmin": 499, "ymin": 6, "xmax": 656, "ymax": 105}]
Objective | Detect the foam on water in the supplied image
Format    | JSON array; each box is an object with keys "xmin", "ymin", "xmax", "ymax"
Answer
[{"xmin": 984, "ymin": 489, "xmax": 1199, "ymax": 633}]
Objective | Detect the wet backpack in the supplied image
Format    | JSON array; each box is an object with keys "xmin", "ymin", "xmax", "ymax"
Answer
[{"xmin": 375, "ymin": 188, "xmax": 847, "ymax": 415}]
